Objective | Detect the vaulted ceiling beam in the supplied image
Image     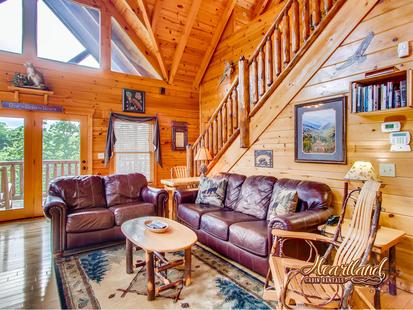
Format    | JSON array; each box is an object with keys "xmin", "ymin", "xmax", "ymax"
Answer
[
  {"xmin": 151, "ymin": 0, "xmax": 163, "ymax": 30},
  {"xmin": 193, "ymin": 0, "xmax": 236, "ymax": 88},
  {"xmin": 251, "ymin": 0, "xmax": 271, "ymax": 19},
  {"xmin": 168, "ymin": 0, "xmax": 202, "ymax": 84}
]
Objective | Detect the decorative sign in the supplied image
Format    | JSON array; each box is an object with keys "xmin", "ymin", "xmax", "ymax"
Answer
[
  {"xmin": 254, "ymin": 150, "xmax": 273, "ymax": 168},
  {"xmin": 2, "ymin": 101, "xmax": 63, "ymax": 113}
]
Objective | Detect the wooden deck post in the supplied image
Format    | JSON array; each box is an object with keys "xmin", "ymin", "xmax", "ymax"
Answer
[
  {"xmin": 238, "ymin": 56, "xmax": 250, "ymax": 148},
  {"xmin": 186, "ymin": 144, "xmax": 193, "ymax": 177}
]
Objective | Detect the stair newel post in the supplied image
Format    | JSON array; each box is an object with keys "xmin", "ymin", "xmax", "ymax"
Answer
[
  {"xmin": 265, "ymin": 36, "xmax": 273, "ymax": 87},
  {"xmin": 238, "ymin": 56, "xmax": 250, "ymax": 148},
  {"xmin": 273, "ymin": 27, "xmax": 281, "ymax": 76},
  {"xmin": 282, "ymin": 10, "xmax": 290, "ymax": 67},
  {"xmin": 258, "ymin": 47, "xmax": 265, "ymax": 97},
  {"xmin": 312, "ymin": 0, "xmax": 321, "ymax": 27},
  {"xmin": 302, "ymin": 0, "xmax": 310, "ymax": 41},
  {"xmin": 186, "ymin": 144, "xmax": 194, "ymax": 177},
  {"xmin": 291, "ymin": 0, "xmax": 300, "ymax": 54}
]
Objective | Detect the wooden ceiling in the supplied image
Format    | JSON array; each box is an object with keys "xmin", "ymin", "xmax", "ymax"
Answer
[{"xmin": 86, "ymin": 0, "xmax": 277, "ymax": 88}]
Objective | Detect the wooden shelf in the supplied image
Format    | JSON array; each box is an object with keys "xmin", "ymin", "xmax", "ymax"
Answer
[
  {"xmin": 353, "ymin": 106, "xmax": 413, "ymax": 117},
  {"xmin": 8, "ymin": 86, "xmax": 54, "ymax": 104}
]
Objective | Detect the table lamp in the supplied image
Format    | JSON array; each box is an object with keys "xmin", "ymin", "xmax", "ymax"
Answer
[
  {"xmin": 194, "ymin": 146, "xmax": 212, "ymax": 176},
  {"xmin": 343, "ymin": 161, "xmax": 378, "ymax": 198}
]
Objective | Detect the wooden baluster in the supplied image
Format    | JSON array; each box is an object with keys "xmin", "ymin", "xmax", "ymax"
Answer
[
  {"xmin": 238, "ymin": 56, "xmax": 250, "ymax": 148},
  {"xmin": 302, "ymin": 0, "xmax": 310, "ymax": 41},
  {"xmin": 312, "ymin": 0, "xmax": 321, "ymax": 27},
  {"xmin": 265, "ymin": 36, "xmax": 273, "ymax": 87},
  {"xmin": 1, "ymin": 167, "xmax": 10, "ymax": 209},
  {"xmin": 10, "ymin": 164, "xmax": 16, "ymax": 197},
  {"xmin": 227, "ymin": 95, "xmax": 233, "ymax": 138},
  {"xmin": 204, "ymin": 128, "xmax": 209, "ymax": 153},
  {"xmin": 258, "ymin": 48, "xmax": 265, "ymax": 97},
  {"xmin": 45, "ymin": 164, "xmax": 50, "ymax": 190},
  {"xmin": 208, "ymin": 126, "xmax": 213, "ymax": 156},
  {"xmin": 68, "ymin": 163, "xmax": 72, "ymax": 175},
  {"xmin": 19, "ymin": 163, "xmax": 23, "ymax": 197},
  {"xmin": 232, "ymin": 88, "xmax": 238, "ymax": 129},
  {"xmin": 54, "ymin": 163, "xmax": 58, "ymax": 179},
  {"xmin": 217, "ymin": 110, "xmax": 223, "ymax": 150},
  {"xmin": 324, "ymin": 0, "xmax": 332, "ymax": 12},
  {"xmin": 291, "ymin": 0, "xmax": 300, "ymax": 54},
  {"xmin": 186, "ymin": 144, "xmax": 193, "ymax": 177},
  {"xmin": 75, "ymin": 162, "xmax": 79, "ymax": 175},
  {"xmin": 213, "ymin": 117, "xmax": 218, "ymax": 155},
  {"xmin": 282, "ymin": 11, "xmax": 290, "ymax": 67},
  {"xmin": 273, "ymin": 28, "xmax": 281, "ymax": 76},
  {"xmin": 61, "ymin": 163, "xmax": 65, "ymax": 176},
  {"xmin": 222, "ymin": 103, "xmax": 227, "ymax": 143},
  {"xmin": 251, "ymin": 58, "xmax": 258, "ymax": 104}
]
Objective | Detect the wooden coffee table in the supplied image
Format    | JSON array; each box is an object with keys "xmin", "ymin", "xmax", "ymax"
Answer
[{"xmin": 121, "ymin": 216, "xmax": 197, "ymax": 301}]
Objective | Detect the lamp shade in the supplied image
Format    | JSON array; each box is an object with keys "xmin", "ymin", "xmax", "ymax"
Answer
[
  {"xmin": 194, "ymin": 147, "xmax": 212, "ymax": 161},
  {"xmin": 344, "ymin": 161, "xmax": 378, "ymax": 181}
]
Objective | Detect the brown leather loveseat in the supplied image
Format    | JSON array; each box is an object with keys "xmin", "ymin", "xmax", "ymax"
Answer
[
  {"xmin": 43, "ymin": 173, "xmax": 168, "ymax": 256},
  {"xmin": 175, "ymin": 173, "xmax": 333, "ymax": 276}
]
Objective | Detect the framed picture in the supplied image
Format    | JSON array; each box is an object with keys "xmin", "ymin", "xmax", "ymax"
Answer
[
  {"xmin": 172, "ymin": 121, "xmax": 188, "ymax": 151},
  {"xmin": 295, "ymin": 97, "xmax": 347, "ymax": 164},
  {"xmin": 122, "ymin": 88, "xmax": 145, "ymax": 113},
  {"xmin": 254, "ymin": 150, "xmax": 273, "ymax": 168}
]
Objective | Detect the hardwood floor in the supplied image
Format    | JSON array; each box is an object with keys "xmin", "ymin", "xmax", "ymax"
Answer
[
  {"xmin": 0, "ymin": 218, "xmax": 60, "ymax": 309},
  {"xmin": 0, "ymin": 217, "xmax": 412, "ymax": 309}
]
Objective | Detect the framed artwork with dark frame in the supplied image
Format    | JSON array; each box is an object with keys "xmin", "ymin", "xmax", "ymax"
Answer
[
  {"xmin": 295, "ymin": 97, "xmax": 347, "ymax": 164},
  {"xmin": 122, "ymin": 88, "xmax": 145, "ymax": 113},
  {"xmin": 172, "ymin": 121, "xmax": 188, "ymax": 151},
  {"xmin": 254, "ymin": 150, "xmax": 273, "ymax": 168}
]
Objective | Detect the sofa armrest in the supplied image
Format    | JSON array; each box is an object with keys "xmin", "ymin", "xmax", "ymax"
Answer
[
  {"xmin": 141, "ymin": 186, "xmax": 168, "ymax": 217},
  {"xmin": 174, "ymin": 188, "xmax": 198, "ymax": 206},
  {"xmin": 43, "ymin": 195, "xmax": 68, "ymax": 256}
]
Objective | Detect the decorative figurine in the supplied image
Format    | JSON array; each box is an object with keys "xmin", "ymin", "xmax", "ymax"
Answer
[{"xmin": 24, "ymin": 62, "xmax": 47, "ymax": 89}]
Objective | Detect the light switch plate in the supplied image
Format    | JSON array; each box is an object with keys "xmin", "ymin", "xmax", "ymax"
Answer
[
  {"xmin": 398, "ymin": 41, "xmax": 410, "ymax": 58},
  {"xmin": 97, "ymin": 153, "xmax": 105, "ymax": 159},
  {"xmin": 379, "ymin": 163, "xmax": 396, "ymax": 177}
]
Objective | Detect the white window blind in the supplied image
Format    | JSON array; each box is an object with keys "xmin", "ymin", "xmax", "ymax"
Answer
[{"xmin": 114, "ymin": 120, "xmax": 153, "ymax": 182}]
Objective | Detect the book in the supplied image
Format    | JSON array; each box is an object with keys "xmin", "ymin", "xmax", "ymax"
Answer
[
  {"xmin": 352, "ymin": 83, "xmax": 357, "ymax": 113},
  {"xmin": 367, "ymin": 85, "xmax": 373, "ymax": 112},
  {"xmin": 400, "ymin": 80, "xmax": 407, "ymax": 107},
  {"xmin": 394, "ymin": 89, "xmax": 401, "ymax": 108},
  {"xmin": 380, "ymin": 84, "xmax": 387, "ymax": 110},
  {"xmin": 387, "ymin": 81, "xmax": 393, "ymax": 109}
]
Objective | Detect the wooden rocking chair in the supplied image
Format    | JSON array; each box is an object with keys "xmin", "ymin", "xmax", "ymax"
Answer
[{"xmin": 263, "ymin": 180, "xmax": 382, "ymax": 309}]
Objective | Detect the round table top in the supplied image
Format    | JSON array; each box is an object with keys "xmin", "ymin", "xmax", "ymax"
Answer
[{"xmin": 121, "ymin": 216, "xmax": 198, "ymax": 252}]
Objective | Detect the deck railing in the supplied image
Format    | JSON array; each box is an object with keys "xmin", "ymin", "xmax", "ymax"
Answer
[
  {"xmin": 0, "ymin": 160, "xmax": 80, "ymax": 208},
  {"xmin": 187, "ymin": 0, "xmax": 345, "ymax": 176}
]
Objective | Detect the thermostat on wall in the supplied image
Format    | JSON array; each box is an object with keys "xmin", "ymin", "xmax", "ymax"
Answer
[
  {"xmin": 390, "ymin": 131, "xmax": 411, "ymax": 152},
  {"xmin": 381, "ymin": 121, "xmax": 401, "ymax": 133}
]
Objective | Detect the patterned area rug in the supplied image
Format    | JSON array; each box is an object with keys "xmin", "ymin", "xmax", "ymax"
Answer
[{"xmin": 55, "ymin": 244, "xmax": 276, "ymax": 309}]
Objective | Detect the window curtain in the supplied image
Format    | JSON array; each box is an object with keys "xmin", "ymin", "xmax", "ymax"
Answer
[{"xmin": 104, "ymin": 113, "xmax": 162, "ymax": 167}]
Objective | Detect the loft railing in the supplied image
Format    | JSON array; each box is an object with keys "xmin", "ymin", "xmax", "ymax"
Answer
[
  {"xmin": 187, "ymin": 0, "xmax": 345, "ymax": 176},
  {"xmin": 0, "ymin": 160, "xmax": 80, "ymax": 209}
]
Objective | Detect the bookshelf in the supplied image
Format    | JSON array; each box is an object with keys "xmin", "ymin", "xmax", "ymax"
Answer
[{"xmin": 350, "ymin": 68, "xmax": 412, "ymax": 116}]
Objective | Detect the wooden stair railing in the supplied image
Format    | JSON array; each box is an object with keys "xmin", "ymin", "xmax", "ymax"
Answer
[{"xmin": 188, "ymin": 0, "xmax": 346, "ymax": 176}]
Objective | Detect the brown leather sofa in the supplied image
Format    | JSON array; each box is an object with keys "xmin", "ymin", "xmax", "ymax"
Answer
[
  {"xmin": 175, "ymin": 173, "xmax": 333, "ymax": 276},
  {"xmin": 43, "ymin": 173, "xmax": 168, "ymax": 256}
]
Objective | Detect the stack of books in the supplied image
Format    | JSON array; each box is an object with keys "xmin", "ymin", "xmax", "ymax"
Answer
[{"xmin": 352, "ymin": 80, "xmax": 407, "ymax": 113}]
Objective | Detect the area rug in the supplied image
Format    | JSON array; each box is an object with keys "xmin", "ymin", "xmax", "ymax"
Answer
[{"xmin": 55, "ymin": 244, "xmax": 276, "ymax": 309}]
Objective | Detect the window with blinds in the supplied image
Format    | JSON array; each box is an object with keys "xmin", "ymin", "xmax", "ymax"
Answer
[{"xmin": 114, "ymin": 120, "xmax": 153, "ymax": 182}]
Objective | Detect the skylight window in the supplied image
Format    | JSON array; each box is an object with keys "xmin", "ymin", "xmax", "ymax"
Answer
[
  {"xmin": 0, "ymin": 0, "xmax": 23, "ymax": 54},
  {"xmin": 37, "ymin": 0, "xmax": 100, "ymax": 68},
  {"xmin": 111, "ymin": 18, "xmax": 161, "ymax": 79}
]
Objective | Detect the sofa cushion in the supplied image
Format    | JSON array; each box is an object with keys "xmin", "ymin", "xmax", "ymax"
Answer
[
  {"xmin": 267, "ymin": 188, "xmax": 298, "ymax": 220},
  {"xmin": 104, "ymin": 173, "xmax": 148, "ymax": 207},
  {"xmin": 66, "ymin": 208, "xmax": 114, "ymax": 233},
  {"xmin": 229, "ymin": 221, "xmax": 269, "ymax": 257},
  {"xmin": 49, "ymin": 175, "xmax": 106, "ymax": 210},
  {"xmin": 221, "ymin": 173, "xmax": 247, "ymax": 209},
  {"xmin": 234, "ymin": 175, "xmax": 277, "ymax": 219},
  {"xmin": 196, "ymin": 176, "xmax": 228, "ymax": 207},
  {"xmin": 177, "ymin": 203, "xmax": 228, "ymax": 229},
  {"xmin": 109, "ymin": 202, "xmax": 155, "ymax": 226},
  {"xmin": 200, "ymin": 210, "xmax": 260, "ymax": 241}
]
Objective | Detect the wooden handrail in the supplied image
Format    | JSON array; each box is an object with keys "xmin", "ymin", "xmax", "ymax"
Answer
[{"xmin": 188, "ymin": 0, "xmax": 346, "ymax": 176}]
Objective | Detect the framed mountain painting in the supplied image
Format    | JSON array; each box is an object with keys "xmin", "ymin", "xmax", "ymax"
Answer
[{"xmin": 295, "ymin": 97, "xmax": 347, "ymax": 164}]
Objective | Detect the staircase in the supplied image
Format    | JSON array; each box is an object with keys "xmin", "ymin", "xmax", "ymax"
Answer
[{"xmin": 187, "ymin": 0, "xmax": 375, "ymax": 176}]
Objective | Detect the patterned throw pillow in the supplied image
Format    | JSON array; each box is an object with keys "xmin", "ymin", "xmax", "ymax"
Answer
[
  {"xmin": 267, "ymin": 187, "xmax": 298, "ymax": 220},
  {"xmin": 196, "ymin": 176, "xmax": 228, "ymax": 207}
]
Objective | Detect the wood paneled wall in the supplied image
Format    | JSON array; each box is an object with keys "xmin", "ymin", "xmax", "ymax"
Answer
[
  {"xmin": 201, "ymin": 0, "xmax": 413, "ymax": 292},
  {"xmin": 0, "ymin": 54, "xmax": 199, "ymax": 184}
]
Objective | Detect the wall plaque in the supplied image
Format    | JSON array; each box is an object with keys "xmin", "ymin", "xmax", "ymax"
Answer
[{"xmin": 2, "ymin": 101, "xmax": 63, "ymax": 113}]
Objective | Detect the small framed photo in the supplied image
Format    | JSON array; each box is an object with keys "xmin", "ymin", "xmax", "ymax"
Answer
[
  {"xmin": 122, "ymin": 88, "xmax": 145, "ymax": 113},
  {"xmin": 172, "ymin": 121, "xmax": 188, "ymax": 151},
  {"xmin": 295, "ymin": 96, "xmax": 347, "ymax": 164},
  {"xmin": 254, "ymin": 150, "xmax": 273, "ymax": 168}
]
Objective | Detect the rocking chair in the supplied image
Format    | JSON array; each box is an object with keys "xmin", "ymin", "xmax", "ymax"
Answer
[{"xmin": 263, "ymin": 180, "xmax": 382, "ymax": 309}]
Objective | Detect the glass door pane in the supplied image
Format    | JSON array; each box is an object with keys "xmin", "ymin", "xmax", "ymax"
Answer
[
  {"xmin": 0, "ymin": 117, "xmax": 25, "ymax": 211},
  {"xmin": 42, "ymin": 120, "xmax": 81, "ymax": 195}
]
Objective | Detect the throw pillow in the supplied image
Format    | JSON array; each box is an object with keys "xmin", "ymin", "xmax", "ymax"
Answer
[
  {"xmin": 267, "ymin": 187, "xmax": 298, "ymax": 220},
  {"xmin": 196, "ymin": 176, "xmax": 228, "ymax": 207}
]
